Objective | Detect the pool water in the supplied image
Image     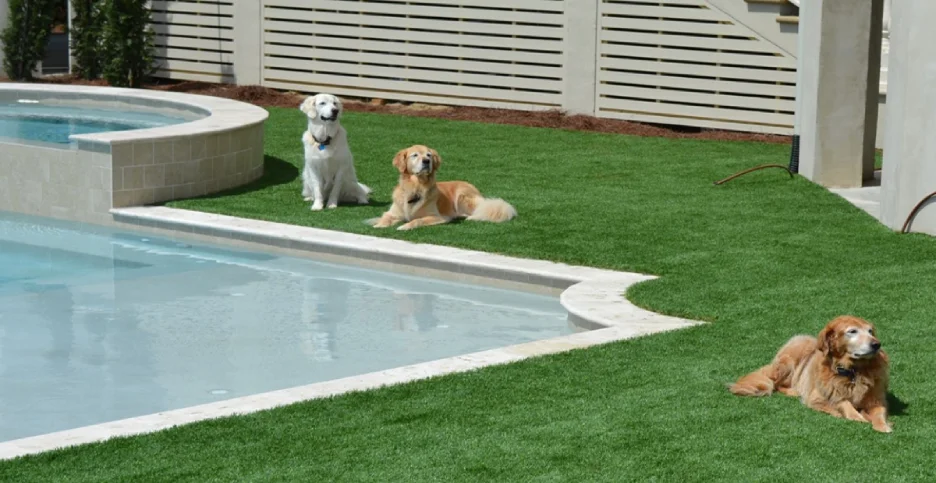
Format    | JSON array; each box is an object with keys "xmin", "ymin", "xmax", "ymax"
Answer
[
  {"xmin": 0, "ymin": 102, "xmax": 188, "ymax": 145},
  {"xmin": 0, "ymin": 212, "xmax": 571, "ymax": 441}
]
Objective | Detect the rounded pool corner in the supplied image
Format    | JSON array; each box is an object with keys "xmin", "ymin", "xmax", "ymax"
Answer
[{"xmin": 0, "ymin": 83, "xmax": 268, "ymax": 224}]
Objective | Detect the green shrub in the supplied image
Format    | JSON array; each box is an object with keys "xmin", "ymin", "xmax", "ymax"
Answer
[
  {"xmin": 101, "ymin": 0, "xmax": 154, "ymax": 87},
  {"xmin": 69, "ymin": 0, "xmax": 104, "ymax": 80},
  {"xmin": 1, "ymin": 0, "xmax": 57, "ymax": 81}
]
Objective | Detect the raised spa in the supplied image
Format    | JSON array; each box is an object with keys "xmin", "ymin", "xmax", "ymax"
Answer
[{"xmin": 0, "ymin": 84, "xmax": 269, "ymax": 224}]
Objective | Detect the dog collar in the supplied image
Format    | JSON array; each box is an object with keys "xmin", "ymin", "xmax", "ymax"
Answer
[
  {"xmin": 835, "ymin": 366, "xmax": 857, "ymax": 382},
  {"xmin": 407, "ymin": 193, "xmax": 422, "ymax": 205},
  {"xmin": 314, "ymin": 135, "xmax": 332, "ymax": 151}
]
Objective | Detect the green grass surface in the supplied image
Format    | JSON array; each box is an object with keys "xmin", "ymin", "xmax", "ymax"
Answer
[{"xmin": 3, "ymin": 109, "xmax": 935, "ymax": 482}]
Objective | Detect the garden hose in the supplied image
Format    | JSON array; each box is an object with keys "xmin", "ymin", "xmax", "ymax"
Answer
[
  {"xmin": 712, "ymin": 135, "xmax": 799, "ymax": 185},
  {"xmin": 901, "ymin": 190, "xmax": 936, "ymax": 234}
]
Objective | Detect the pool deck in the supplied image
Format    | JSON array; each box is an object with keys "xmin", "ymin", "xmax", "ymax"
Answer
[{"xmin": 0, "ymin": 206, "xmax": 703, "ymax": 460}]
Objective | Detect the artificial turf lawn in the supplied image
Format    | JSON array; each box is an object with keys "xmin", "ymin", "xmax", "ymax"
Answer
[{"xmin": 3, "ymin": 108, "xmax": 935, "ymax": 482}]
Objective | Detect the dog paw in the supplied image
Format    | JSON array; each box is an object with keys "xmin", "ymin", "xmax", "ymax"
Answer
[
  {"xmin": 303, "ymin": 196, "xmax": 312, "ymax": 202},
  {"xmin": 310, "ymin": 203, "xmax": 324, "ymax": 211},
  {"xmin": 397, "ymin": 223, "xmax": 416, "ymax": 231},
  {"xmin": 873, "ymin": 423, "xmax": 893, "ymax": 433},
  {"xmin": 326, "ymin": 203, "xmax": 338, "ymax": 210}
]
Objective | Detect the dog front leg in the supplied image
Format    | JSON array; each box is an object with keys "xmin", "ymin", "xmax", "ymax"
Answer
[
  {"xmin": 807, "ymin": 396, "xmax": 868, "ymax": 423},
  {"xmin": 398, "ymin": 215, "xmax": 450, "ymax": 231},
  {"xmin": 306, "ymin": 172, "xmax": 325, "ymax": 211},
  {"xmin": 862, "ymin": 405, "xmax": 892, "ymax": 433},
  {"xmin": 327, "ymin": 167, "xmax": 345, "ymax": 209},
  {"xmin": 367, "ymin": 205, "xmax": 404, "ymax": 228}
]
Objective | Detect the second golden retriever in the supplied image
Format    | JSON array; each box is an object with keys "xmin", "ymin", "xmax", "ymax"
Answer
[
  {"xmin": 367, "ymin": 145, "xmax": 517, "ymax": 231},
  {"xmin": 729, "ymin": 315, "xmax": 892, "ymax": 432}
]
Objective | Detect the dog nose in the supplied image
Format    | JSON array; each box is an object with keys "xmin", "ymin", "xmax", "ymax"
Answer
[
  {"xmin": 422, "ymin": 158, "xmax": 431, "ymax": 165},
  {"xmin": 871, "ymin": 341, "xmax": 881, "ymax": 351}
]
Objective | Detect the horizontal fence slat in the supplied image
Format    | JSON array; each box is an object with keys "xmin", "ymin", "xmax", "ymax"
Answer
[
  {"xmin": 154, "ymin": 35, "xmax": 233, "ymax": 51},
  {"xmin": 264, "ymin": 80, "xmax": 559, "ymax": 111},
  {"xmin": 156, "ymin": 59, "xmax": 234, "ymax": 76},
  {"xmin": 599, "ymin": 85, "xmax": 791, "ymax": 112},
  {"xmin": 601, "ymin": 3, "xmax": 724, "ymax": 21},
  {"xmin": 600, "ymin": 70, "xmax": 794, "ymax": 98},
  {"xmin": 151, "ymin": 1, "xmax": 233, "ymax": 15},
  {"xmin": 602, "ymin": 17, "xmax": 751, "ymax": 38},
  {"xmin": 263, "ymin": 69, "xmax": 561, "ymax": 105},
  {"xmin": 263, "ymin": 32, "xmax": 562, "ymax": 65},
  {"xmin": 263, "ymin": 20, "xmax": 561, "ymax": 52},
  {"xmin": 266, "ymin": 0, "xmax": 565, "ymax": 18},
  {"xmin": 598, "ymin": 96, "xmax": 793, "ymax": 127},
  {"xmin": 602, "ymin": 30, "xmax": 777, "ymax": 53},
  {"xmin": 598, "ymin": 109, "xmax": 793, "ymax": 135},
  {"xmin": 600, "ymin": 43, "xmax": 795, "ymax": 69},
  {"xmin": 599, "ymin": 56, "xmax": 796, "ymax": 84},
  {"xmin": 155, "ymin": 47, "xmax": 234, "ymax": 64},
  {"xmin": 151, "ymin": 24, "xmax": 233, "ymax": 40},
  {"xmin": 264, "ymin": 57, "xmax": 561, "ymax": 92},
  {"xmin": 154, "ymin": 13, "xmax": 233, "ymax": 28},
  {"xmin": 265, "ymin": 8, "xmax": 562, "ymax": 38},
  {"xmin": 265, "ymin": 44, "xmax": 563, "ymax": 78}
]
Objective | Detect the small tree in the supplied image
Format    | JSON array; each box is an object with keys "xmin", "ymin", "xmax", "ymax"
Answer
[
  {"xmin": 101, "ymin": 0, "xmax": 154, "ymax": 87},
  {"xmin": 70, "ymin": 0, "xmax": 104, "ymax": 79},
  {"xmin": 1, "ymin": 0, "xmax": 58, "ymax": 80}
]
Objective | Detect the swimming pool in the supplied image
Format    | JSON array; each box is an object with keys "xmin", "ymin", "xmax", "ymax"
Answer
[
  {"xmin": 0, "ymin": 102, "xmax": 188, "ymax": 145},
  {"xmin": 0, "ymin": 211, "xmax": 571, "ymax": 442}
]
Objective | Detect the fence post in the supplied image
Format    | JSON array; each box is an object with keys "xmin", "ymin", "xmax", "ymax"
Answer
[
  {"xmin": 232, "ymin": 1, "xmax": 262, "ymax": 85},
  {"xmin": 562, "ymin": 0, "xmax": 599, "ymax": 115}
]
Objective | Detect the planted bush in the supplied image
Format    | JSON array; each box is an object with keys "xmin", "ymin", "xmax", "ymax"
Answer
[
  {"xmin": 101, "ymin": 0, "xmax": 154, "ymax": 87},
  {"xmin": 69, "ymin": 0, "xmax": 104, "ymax": 79},
  {"xmin": 1, "ymin": 0, "xmax": 57, "ymax": 80}
]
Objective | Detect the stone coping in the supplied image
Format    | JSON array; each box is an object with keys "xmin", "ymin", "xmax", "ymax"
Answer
[
  {"xmin": 0, "ymin": 83, "xmax": 269, "ymax": 147},
  {"xmin": 0, "ymin": 206, "xmax": 702, "ymax": 460}
]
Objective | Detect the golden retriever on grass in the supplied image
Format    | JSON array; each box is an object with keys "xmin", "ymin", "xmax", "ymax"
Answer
[
  {"xmin": 366, "ymin": 145, "xmax": 517, "ymax": 231},
  {"xmin": 729, "ymin": 315, "xmax": 892, "ymax": 432}
]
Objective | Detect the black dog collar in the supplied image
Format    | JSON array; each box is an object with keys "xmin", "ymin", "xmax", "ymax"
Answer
[
  {"xmin": 313, "ymin": 135, "xmax": 332, "ymax": 151},
  {"xmin": 407, "ymin": 193, "xmax": 422, "ymax": 205},
  {"xmin": 835, "ymin": 366, "xmax": 857, "ymax": 382}
]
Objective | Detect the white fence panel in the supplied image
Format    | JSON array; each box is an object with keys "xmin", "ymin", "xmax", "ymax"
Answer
[
  {"xmin": 150, "ymin": 1, "xmax": 235, "ymax": 83},
  {"xmin": 594, "ymin": 0, "xmax": 797, "ymax": 134},
  {"xmin": 260, "ymin": 0, "xmax": 567, "ymax": 110}
]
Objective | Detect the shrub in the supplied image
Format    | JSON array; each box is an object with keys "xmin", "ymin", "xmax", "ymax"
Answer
[
  {"xmin": 69, "ymin": 0, "xmax": 104, "ymax": 79},
  {"xmin": 1, "ymin": 0, "xmax": 57, "ymax": 81},
  {"xmin": 101, "ymin": 0, "xmax": 154, "ymax": 87}
]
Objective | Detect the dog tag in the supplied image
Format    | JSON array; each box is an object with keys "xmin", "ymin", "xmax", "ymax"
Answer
[{"xmin": 318, "ymin": 144, "xmax": 326, "ymax": 151}]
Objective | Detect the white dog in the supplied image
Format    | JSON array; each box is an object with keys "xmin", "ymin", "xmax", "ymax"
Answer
[{"xmin": 299, "ymin": 93, "xmax": 371, "ymax": 210}]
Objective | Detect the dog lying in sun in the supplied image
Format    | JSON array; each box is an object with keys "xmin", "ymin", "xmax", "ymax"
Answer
[
  {"xmin": 729, "ymin": 315, "xmax": 892, "ymax": 432},
  {"xmin": 366, "ymin": 145, "xmax": 517, "ymax": 231}
]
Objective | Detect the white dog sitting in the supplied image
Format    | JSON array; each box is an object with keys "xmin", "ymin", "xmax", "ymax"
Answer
[{"xmin": 299, "ymin": 93, "xmax": 371, "ymax": 210}]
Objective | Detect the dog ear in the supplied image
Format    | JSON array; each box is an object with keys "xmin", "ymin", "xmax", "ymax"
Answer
[
  {"xmin": 817, "ymin": 325, "xmax": 836, "ymax": 355},
  {"xmin": 392, "ymin": 148, "xmax": 409, "ymax": 174},
  {"xmin": 299, "ymin": 96, "xmax": 316, "ymax": 116},
  {"xmin": 430, "ymin": 148, "xmax": 442, "ymax": 172}
]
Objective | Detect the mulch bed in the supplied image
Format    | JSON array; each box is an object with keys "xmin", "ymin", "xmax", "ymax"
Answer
[{"xmin": 6, "ymin": 75, "xmax": 793, "ymax": 145}]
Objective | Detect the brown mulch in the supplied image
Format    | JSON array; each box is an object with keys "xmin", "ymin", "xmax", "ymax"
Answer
[{"xmin": 7, "ymin": 75, "xmax": 793, "ymax": 145}]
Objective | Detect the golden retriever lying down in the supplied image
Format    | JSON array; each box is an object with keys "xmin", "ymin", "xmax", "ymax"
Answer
[
  {"xmin": 729, "ymin": 315, "xmax": 892, "ymax": 432},
  {"xmin": 367, "ymin": 145, "xmax": 517, "ymax": 231}
]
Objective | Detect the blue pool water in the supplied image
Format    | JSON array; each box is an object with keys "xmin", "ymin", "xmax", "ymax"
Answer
[
  {"xmin": 0, "ymin": 102, "xmax": 188, "ymax": 145},
  {"xmin": 0, "ymin": 212, "xmax": 571, "ymax": 441}
]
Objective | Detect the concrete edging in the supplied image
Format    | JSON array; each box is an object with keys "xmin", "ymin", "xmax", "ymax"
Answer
[{"xmin": 0, "ymin": 206, "xmax": 702, "ymax": 460}]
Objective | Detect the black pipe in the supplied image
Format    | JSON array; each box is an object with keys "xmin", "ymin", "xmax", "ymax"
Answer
[{"xmin": 788, "ymin": 134, "xmax": 800, "ymax": 174}]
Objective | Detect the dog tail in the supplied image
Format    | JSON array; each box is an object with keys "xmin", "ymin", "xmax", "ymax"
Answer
[
  {"xmin": 728, "ymin": 365, "xmax": 777, "ymax": 397},
  {"xmin": 358, "ymin": 182, "xmax": 372, "ymax": 195},
  {"xmin": 467, "ymin": 197, "xmax": 517, "ymax": 223}
]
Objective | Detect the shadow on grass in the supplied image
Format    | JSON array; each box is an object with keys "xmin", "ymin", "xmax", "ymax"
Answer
[
  {"xmin": 887, "ymin": 392, "xmax": 908, "ymax": 416},
  {"xmin": 198, "ymin": 155, "xmax": 299, "ymax": 199}
]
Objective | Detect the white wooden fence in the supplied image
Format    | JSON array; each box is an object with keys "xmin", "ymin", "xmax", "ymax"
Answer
[{"xmin": 148, "ymin": 0, "xmax": 798, "ymax": 134}]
